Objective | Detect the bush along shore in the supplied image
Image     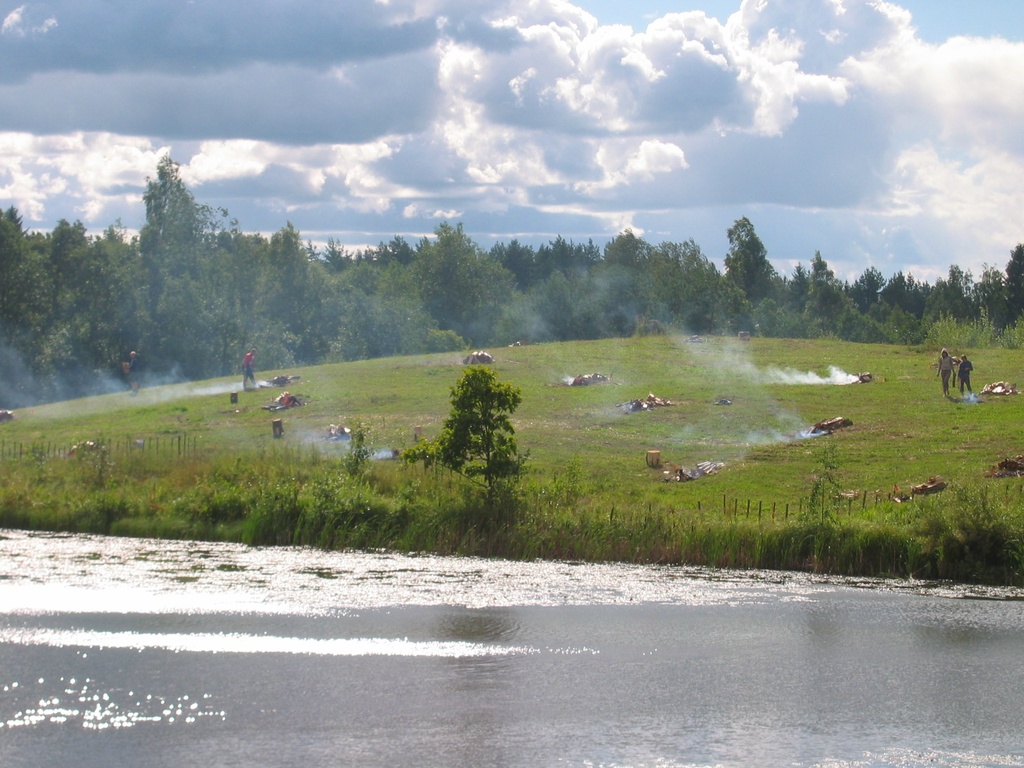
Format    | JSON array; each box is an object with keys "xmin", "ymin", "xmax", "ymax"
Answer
[{"xmin": 1, "ymin": 335, "xmax": 1024, "ymax": 586}]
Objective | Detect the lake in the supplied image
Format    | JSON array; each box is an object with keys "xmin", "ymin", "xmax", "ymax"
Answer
[{"xmin": 1, "ymin": 529, "xmax": 1022, "ymax": 767}]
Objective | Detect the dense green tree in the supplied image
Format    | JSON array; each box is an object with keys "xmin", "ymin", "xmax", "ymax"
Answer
[
  {"xmin": 975, "ymin": 266, "xmax": 1009, "ymax": 330},
  {"xmin": 140, "ymin": 156, "xmax": 214, "ymax": 280},
  {"xmin": 59, "ymin": 226, "xmax": 141, "ymax": 386},
  {"xmin": 849, "ymin": 266, "xmax": 886, "ymax": 314},
  {"xmin": 138, "ymin": 156, "xmax": 226, "ymax": 375},
  {"xmin": 879, "ymin": 304, "xmax": 926, "ymax": 345},
  {"xmin": 0, "ymin": 210, "xmax": 43, "ymax": 339},
  {"xmin": 256, "ymin": 223, "xmax": 327, "ymax": 364},
  {"xmin": 522, "ymin": 270, "xmax": 606, "ymax": 342},
  {"xmin": 594, "ymin": 231, "xmax": 659, "ymax": 335},
  {"xmin": 490, "ymin": 239, "xmax": 536, "ymax": 291},
  {"xmin": 924, "ymin": 265, "xmax": 976, "ymax": 322},
  {"xmin": 0, "ymin": 211, "xmax": 51, "ymax": 405},
  {"xmin": 1005, "ymin": 244, "xmax": 1024, "ymax": 324},
  {"xmin": 785, "ymin": 263, "xmax": 811, "ymax": 314},
  {"xmin": 601, "ymin": 230, "xmax": 652, "ymax": 269},
  {"xmin": 412, "ymin": 222, "xmax": 514, "ymax": 345},
  {"xmin": 805, "ymin": 252, "xmax": 847, "ymax": 317},
  {"xmin": 724, "ymin": 217, "xmax": 780, "ymax": 305},
  {"xmin": 321, "ymin": 237, "xmax": 351, "ymax": 273},
  {"xmin": 330, "ymin": 290, "xmax": 434, "ymax": 361},
  {"xmin": 880, "ymin": 271, "xmax": 929, "ymax": 318},
  {"xmin": 534, "ymin": 235, "xmax": 600, "ymax": 280},
  {"xmin": 753, "ymin": 297, "xmax": 807, "ymax": 338},
  {"xmin": 362, "ymin": 236, "xmax": 414, "ymax": 267},
  {"xmin": 46, "ymin": 219, "xmax": 91, "ymax": 315},
  {"xmin": 404, "ymin": 366, "xmax": 525, "ymax": 500},
  {"xmin": 649, "ymin": 239, "xmax": 727, "ymax": 332}
]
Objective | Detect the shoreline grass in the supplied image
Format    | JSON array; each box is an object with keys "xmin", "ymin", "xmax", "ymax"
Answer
[{"xmin": 2, "ymin": 335, "xmax": 1024, "ymax": 585}]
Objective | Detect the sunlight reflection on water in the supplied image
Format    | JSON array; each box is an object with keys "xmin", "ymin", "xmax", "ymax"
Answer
[
  {"xmin": 2, "ymin": 530, "xmax": 1024, "ymax": 768},
  {"xmin": 3, "ymin": 529, "xmax": 1019, "ymax": 619}
]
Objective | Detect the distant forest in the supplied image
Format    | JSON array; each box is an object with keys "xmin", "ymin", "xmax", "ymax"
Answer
[{"xmin": 3, "ymin": 155, "xmax": 1024, "ymax": 407}]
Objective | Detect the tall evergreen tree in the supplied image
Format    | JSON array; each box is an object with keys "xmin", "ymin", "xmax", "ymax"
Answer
[{"xmin": 849, "ymin": 266, "xmax": 885, "ymax": 314}]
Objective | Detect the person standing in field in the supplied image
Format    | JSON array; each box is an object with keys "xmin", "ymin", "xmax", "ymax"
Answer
[
  {"xmin": 937, "ymin": 348, "xmax": 954, "ymax": 396},
  {"xmin": 127, "ymin": 351, "xmax": 140, "ymax": 394},
  {"xmin": 958, "ymin": 353, "xmax": 974, "ymax": 395},
  {"xmin": 242, "ymin": 348, "xmax": 257, "ymax": 390}
]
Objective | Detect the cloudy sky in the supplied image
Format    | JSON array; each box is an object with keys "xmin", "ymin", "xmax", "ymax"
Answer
[{"xmin": 2, "ymin": 0, "xmax": 1023, "ymax": 283}]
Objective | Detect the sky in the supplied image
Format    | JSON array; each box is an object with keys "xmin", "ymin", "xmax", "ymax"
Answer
[{"xmin": 2, "ymin": 0, "xmax": 1024, "ymax": 284}]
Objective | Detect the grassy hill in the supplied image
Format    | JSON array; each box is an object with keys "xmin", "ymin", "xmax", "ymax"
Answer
[{"xmin": 3, "ymin": 334, "xmax": 1024, "ymax": 584}]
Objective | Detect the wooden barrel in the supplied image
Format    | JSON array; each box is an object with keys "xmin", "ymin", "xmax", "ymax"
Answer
[{"xmin": 646, "ymin": 450, "xmax": 661, "ymax": 468}]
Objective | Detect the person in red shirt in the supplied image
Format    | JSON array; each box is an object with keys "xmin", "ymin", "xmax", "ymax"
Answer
[{"xmin": 242, "ymin": 348, "xmax": 256, "ymax": 389}]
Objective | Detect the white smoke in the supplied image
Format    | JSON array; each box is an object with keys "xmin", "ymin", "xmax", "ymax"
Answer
[{"xmin": 759, "ymin": 365, "xmax": 861, "ymax": 386}]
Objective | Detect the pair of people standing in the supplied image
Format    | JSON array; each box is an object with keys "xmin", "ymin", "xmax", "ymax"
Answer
[{"xmin": 937, "ymin": 348, "xmax": 972, "ymax": 396}]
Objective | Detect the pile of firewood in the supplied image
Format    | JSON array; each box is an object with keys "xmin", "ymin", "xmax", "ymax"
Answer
[
  {"xmin": 911, "ymin": 476, "xmax": 946, "ymax": 495},
  {"xmin": 981, "ymin": 381, "xmax": 1018, "ymax": 395},
  {"xmin": 848, "ymin": 372, "xmax": 873, "ymax": 384},
  {"xmin": 892, "ymin": 476, "xmax": 947, "ymax": 502},
  {"xmin": 570, "ymin": 373, "xmax": 609, "ymax": 386},
  {"xmin": 620, "ymin": 393, "xmax": 674, "ymax": 412},
  {"xmin": 260, "ymin": 375, "xmax": 301, "ymax": 388},
  {"xmin": 807, "ymin": 416, "xmax": 852, "ymax": 435},
  {"xmin": 985, "ymin": 456, "xmax": 1024, "ymax": 478},
  {"xmin": 664, "ymin": 460, "xmax": 725, "ymax": 482}
]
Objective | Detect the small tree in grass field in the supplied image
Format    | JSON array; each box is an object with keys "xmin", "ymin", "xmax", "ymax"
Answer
[{"xmin": 405, "ymin": 366, "xmax": 526, "ymax": 512}]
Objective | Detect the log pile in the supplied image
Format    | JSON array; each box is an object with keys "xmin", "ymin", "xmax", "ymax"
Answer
[
  {"xmin": 912, "ymin": 476, "xmax": 946, "ymax": 495},
  {"xmin": 808, "ymin": 416, "xmax": 852, "ymax": 435},
  {"xmin": 985, "ymin": 456, "xmax": 1024, "ymax": 478},
  {"xmin": 664, "ymin": 460, "xmax": 725, "ymax": 482},
  {"xmin": 326, "ymin": 424, "xmax": 352, "ymax": 441},
  {"xmin": 262, "ymin": 391, "xmax": 304, "ymax": 411},
  {"xmin": 620, "ymin": 393, "xmax": 674, "ymax": 412},
  {"xmin": 981, "ymin": 381, "xmax": 1018, "ymax": 395},
  {"xmin": 570, "ymin": 373, "xmax": 609, "ymax": 386},
  {"xmin": 260, "ymin": 375, "xmax": 301, "ymax": 388}
]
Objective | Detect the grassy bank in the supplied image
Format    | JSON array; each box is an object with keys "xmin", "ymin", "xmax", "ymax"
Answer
[{"xmin": 3, "ymin": 335, "xmax": 1024, "ymax": 585}]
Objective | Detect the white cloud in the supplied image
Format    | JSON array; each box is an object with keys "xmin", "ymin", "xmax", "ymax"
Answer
[
  {"xmin": 0, "ymin": 132, "xmax": 164, "ymax": 224},
  {"xmin": 0, "ymin": 0, "xmax": 1022, "ymax": 280},
  {"xmin": 1, "ymin": 5, "xmax": 25, "ymax": 35},
  {"xmin": 1, "ymin": 5, "xmax": 56, "ymax": 37}
]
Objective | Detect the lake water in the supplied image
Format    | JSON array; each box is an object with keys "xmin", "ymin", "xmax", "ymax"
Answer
[{"xmin": 1, "ymin": 528, "xmax": 1023, "ymax": 768}]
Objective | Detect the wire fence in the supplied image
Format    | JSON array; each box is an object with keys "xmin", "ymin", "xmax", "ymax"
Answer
[{"xmin": 0, "ymin": 434, "xmax": 200, "ymax": 461}]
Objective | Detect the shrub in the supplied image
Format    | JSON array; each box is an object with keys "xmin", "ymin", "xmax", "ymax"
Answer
[{"xmin": 242, "ymin": 482, "xmax": 305, "ymax": 546}]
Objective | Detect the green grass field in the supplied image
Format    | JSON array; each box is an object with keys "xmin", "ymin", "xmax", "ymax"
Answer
[{"xmin": 3, "ymin": 335, "xmax": 1024, "ymax": 584}]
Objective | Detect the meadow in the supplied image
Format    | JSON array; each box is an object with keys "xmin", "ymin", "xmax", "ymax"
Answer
[{"xmin": 3, "ymin": 334, "xmax": 1024, "ymax": 585}]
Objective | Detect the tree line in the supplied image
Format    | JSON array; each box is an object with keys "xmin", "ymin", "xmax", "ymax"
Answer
[{"xmin": 3, "ymin": 155, "xmax": 1024, "ymax": 407}]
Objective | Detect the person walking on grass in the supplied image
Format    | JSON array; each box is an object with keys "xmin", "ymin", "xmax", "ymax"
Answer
[
  {"xmin": 242, "ymin": 348, "xmax": 257, "ymax": 390},
  {"xmin": 958, "ymin": 353, "xmax": 974, "ymax": 395},
  {"xmin": 937, "ymin": 348, "xmax": 954, "ymax": 397}
]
